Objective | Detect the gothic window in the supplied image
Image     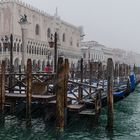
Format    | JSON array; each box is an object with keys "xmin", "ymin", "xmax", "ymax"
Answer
[
  {"xmin": 14, "ymin": 43, "xmax": 16, "ymax": 51},
  {"xmin": 29, "ymin": 46, "xmax": 31, "ymax": 54},
  {"xmin": 42, "ymin": 48, "xmax": 44, "ymax": 55},
  {"xmin": 3, "ymin": 43, "xmax": 6, "ymax": 52},
  {"xmin": 45, "ymin": 48, "xmax": 48, "ymax": 55},
  {"xmin": 83, "ymin": 53, "xmax": 86, "ymax": 58},
  {"xmin": 20, "ymin": 44, "xmax": 22, "ymax": 52},
  {"xmin": 70, "ymin": 37, "xmax": 73, "ymax": 46},
  {"xmin": 40, "ymin": 47, "xmax": 42, "ymax": 55},
  {"xmin": 47, "ymin": 28, "xmax": 51, "ymax": 38},
  {"xmin": 44, "ymin": 48, "xmax": 46, "ymax": 55},
  {"xmin": 17, "ymin": 44, "xmax": 19, "ymax": 52},
  {"xmin": 32, "ymin": 46, "xmax": 34, "ymax": 54},
  {"xmin": 37, "ymin": 48, "xmax": 39, "ymax": 55},
  {"xmin": 35, "ymin": 24, "xmax": 40, "ymax": 35},
  {"xmin": 62, "ymin": 33, "xmax": 65, "ymax": 42},
  {"xmin": 34, "ymin": 47, "xmax": 36, "ymax": 54}
]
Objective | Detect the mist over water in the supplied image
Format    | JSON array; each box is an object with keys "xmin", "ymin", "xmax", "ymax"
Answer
[{"xmin": 0, "ymin": 85, "xmax": 140, "ymax": 140}]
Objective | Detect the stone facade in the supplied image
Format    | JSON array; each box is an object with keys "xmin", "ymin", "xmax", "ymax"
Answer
[
  {"xmin": 81, "ymin": 41, "xmax": 112, "ymax": 64},
  {"xmin": 81, "ymin": 41, "xmax": 140, "ymax": 67},
  {"xmin": 0, "ymin": 0, "xmax": 81, "ymax": 71}
]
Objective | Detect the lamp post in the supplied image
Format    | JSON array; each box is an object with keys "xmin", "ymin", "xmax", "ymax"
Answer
[
  {"xmin": 18, "ymin": 14, "xmax": 30, "ymax": 72},
  {"xmin": 48, "ymin": 32, "xmax": 57, "ymax": 73}
]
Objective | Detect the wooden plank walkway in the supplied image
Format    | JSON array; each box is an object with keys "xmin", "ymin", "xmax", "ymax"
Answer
[
  {"xmin": 67, "ymin": 104, "xmax": 85, "ymax": 112},
  {"xmin": 48, "ymin": 98, "xmax": 72, "ymax": 105},
  {"xmin": 79, "ymin": 109, "xmax": 95, "ymax": 116},
  {"xmin": 5, "ymin": 93, "xmax": 55, "ymax": 100}
]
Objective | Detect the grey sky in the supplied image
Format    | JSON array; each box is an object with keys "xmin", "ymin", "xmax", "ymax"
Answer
[{"xmin": 22, "ymin": 0, "xmax": 140, "ymax": 52}]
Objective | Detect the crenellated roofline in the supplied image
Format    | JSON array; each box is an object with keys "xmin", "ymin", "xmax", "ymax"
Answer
[{"xmin": 0, "ymin": 0, "xmax": 80, "ymax": 31}]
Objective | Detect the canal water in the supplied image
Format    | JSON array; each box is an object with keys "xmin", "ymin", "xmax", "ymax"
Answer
[{"xmin": 0, "ymin": 85, "xmax": 140, "ymax": 140}]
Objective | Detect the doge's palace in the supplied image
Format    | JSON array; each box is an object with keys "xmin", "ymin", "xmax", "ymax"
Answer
[{"xmin": 0, "ymin": 0, "xmax": 81, "ymax": 71}]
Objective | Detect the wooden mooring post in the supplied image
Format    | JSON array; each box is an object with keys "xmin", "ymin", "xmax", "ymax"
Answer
[
  {"xmin": 106, "ymin": 58, "xmax": 114, "ymax": 131},
  {"xmin": 102, "ymin": 65, "xmax": 106, "ymax": 89},
  {"xmin": 64, "ymin": 59, "xmax": 69, "ymax": 127},
  {"xmin": 89, "ymin": 62, "xmax": 93, "ymax": 95},
  {"xmin": 19, "ymin": 65, "xmax": 22, "ymax": 94},
  {"xmin": 26, "ymin": 59, "xmax": 32, "ymax": 128},
  {"xmin": 95, "ymin": 89, "xmax": 102, "ymax": 124},
  {"xmin": 56, "ymin": 57, "xmax": 68, "ymax": 131},
  {"xmin": 0, "ymin": 61, "xmax": 5, "ymax": 126},
  {"xmin": 9, "ymin": 34, "xmax": 13, "ymax": 93},
  {"xmin": 78, "ymin": 58, "xmax": 83, "ymax": 102}
]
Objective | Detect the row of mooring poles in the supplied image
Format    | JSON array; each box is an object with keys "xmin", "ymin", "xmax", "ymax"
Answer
[
  {"xmin": 71, "ymin": 59, "xmax": 132, "ymax": 82},
  {"xmin": 1, "ymin": 57, "xmax": 69, "ymax": 130},
  {"xmin": 76, "ymin": 59, "xmax": 103, "ymax": 99},
  {"xmin": 75, "ymin": 58, "xmax": 114, "ymax": 131},
  {"xmin": 0, "ymin": 57, "xmax": 69, "ymax": 130},
  {"xmin": 7, "ymin": 58, "xmax": 33, "ymax": 128},
  {"xmin": 25, "ymin": 57, "xmax": 69, "ymax": 131},
  {"xmin": 0, "ymin": 57, "xmax": 115, "ymax": 131},
  {"xmin": 0, "ymin": 59, "xmax": 32, "ymax": 128}
]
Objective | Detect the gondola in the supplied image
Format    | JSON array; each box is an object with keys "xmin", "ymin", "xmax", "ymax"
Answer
[{"xmin": 85, "ymin": 73, "xmax": 136, "ymax": 108}]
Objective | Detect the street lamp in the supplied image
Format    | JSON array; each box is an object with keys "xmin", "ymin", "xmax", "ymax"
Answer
[
  {"xmin": 18, "ymin": 14, "xmax": 30, "ymax": 72},
  {"xmin": 48, "ymin": 32, "xmax": 57, "ymax": 73}
]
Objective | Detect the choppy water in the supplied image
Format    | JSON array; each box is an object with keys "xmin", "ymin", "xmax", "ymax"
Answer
[{"xmin": 1, "ymin": 85, "xmax": 140, "ymax": 140}]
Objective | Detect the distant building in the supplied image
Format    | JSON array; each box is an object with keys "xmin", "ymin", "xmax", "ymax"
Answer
[
  {"xmin": 133, "ymin": 52, "xmax": 140, "ymax": 66},
  {"xmin": 81, "ymin": 41, "xmax": 114, "ymax": 65},
  {"xmin": 81, "ymin": 41, "xmax": 104, "ymax": 63},
  {"xmin": 112, "ymin": 48, "xmax": 127, "ymax": 64},
  {"xmin": 102, "ymin": 47, "xmax": 113, "ymax": 63},
  {"xmin": 0, "ymin": 0, "xmax": 82, "ymax": 71},
  {"xmin": 81, "ymin": 40, "xmax": 140, "ymax": 66},
  {"xmin": 126, "ymin": 51, "xmax": 140, "ymax": 66}
]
